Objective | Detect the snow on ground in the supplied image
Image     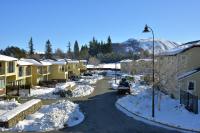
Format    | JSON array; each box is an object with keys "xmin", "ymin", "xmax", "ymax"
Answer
[
  {"xmin": 80, "ymin": 74, "xmax": 103, "ymax": 85},
  {"xmin": 22, "ymin": 81, "xmax": 76, "ymax": 99},
  {"xmin": 116, "ymin": 82, "xmax": 200, "ymax": 131},
  {"xmin": 0, "ymin": 99, "xmax": 20, "ymax": 116},
  {"xmin": 0, "ymin": 100, "xmax": 84, "ymax": 132},
  {"xmin": 72, "ymin": 85, "xmax": 94, "ymax": 97},
  {"xmin": 108, "ymin": 78, "xmax": 120, "ymax": 90}
]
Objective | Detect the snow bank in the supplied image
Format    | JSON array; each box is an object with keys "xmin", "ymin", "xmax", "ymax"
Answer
[
  {"xmin": 0, "ymin": 99, "xmax": 20, "ymax": 116},
  {"xmin": 116, "ymin": 83, "xmax": 200, "ymax": 131},
  {"xmin": 0, "ymin": 99, "xmax": 41, "ymax": 122},
  {"xmin": 80, "ymin": 74, "xmax": 103, "ymax": 85},
  {"xmin": 1, "ymin": 100, "xmax": 84, "ymax": 132},
  {"xmin": 72, "ymin": 85, "xmax": 94, "ymax": 97}
]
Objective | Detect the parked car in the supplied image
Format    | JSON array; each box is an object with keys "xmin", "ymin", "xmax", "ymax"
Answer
[{"xmin": 117, "ymin": 78, "xmax": 131, "ymax": 95}]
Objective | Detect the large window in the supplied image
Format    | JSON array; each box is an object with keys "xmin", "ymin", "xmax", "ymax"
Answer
[
  {"xmin": 8, "ymin": 62, "xmax": 15, "ymax": 73},
  {"xmin": 59, "ymin": 65, "xmax": 65, "ymax": 72}
]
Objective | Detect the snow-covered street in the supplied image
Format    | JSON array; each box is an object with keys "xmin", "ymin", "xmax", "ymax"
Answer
[{"xmin": 116, "ymin": 82, "xmax": 200, "ymax": 131}]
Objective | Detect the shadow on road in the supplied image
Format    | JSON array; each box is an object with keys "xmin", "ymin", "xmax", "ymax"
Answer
[{"xmin": 57, "ymin": 78, "xmax": 179, "ymax": 133}]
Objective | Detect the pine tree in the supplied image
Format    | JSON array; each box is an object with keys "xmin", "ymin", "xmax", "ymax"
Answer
[
  {"xmin": 45, "ymin": 40, "xmax": 53, "ymax": 59},
  {"xmin": 67, "ymin": 42, "xmax": 72, "ymax": 59},
  {"xmin": 74, "ymin": 40, "xmax": 79, "ymax": 59},
  {"xmin": 28, "ymin": 37, "xmax": 34, "ymax": 56},
  {"xmin": 106, "ymin": 36, "xmax": 112, "ymax": 53}
]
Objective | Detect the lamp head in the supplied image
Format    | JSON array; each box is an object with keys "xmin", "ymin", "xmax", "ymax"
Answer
[{"xmin": 143, "ymin": 24, "xmax": 150, "ymax": 33}]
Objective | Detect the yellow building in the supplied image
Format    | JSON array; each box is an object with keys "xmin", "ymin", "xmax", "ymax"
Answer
[
  {"xmin": 79, "ymin": 60, "xmax": 87, "ymax": 74},
  {"xmin": 21, "ymin": 59, "xmax": 52, "ymax": 86},
  {"xmin": 67, "ymin": 60, "xmax": 80, "ymax": 78},
  {"xmin": 43, "ymin": 59, "xmax": 68, "ymax": 81},
  {"xmin": 0, "ymin": 54, "xmax": 18, "ymax": 95},
  {"xmin": 16, "ymin": 60, "xmax": 33, "ymax": 87}
]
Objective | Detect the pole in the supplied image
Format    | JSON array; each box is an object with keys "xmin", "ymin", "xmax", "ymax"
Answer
[
  {"xmin": 115, "ymin": 62, "xmax": 116, "ymax": 83},
  {"xmin": 149, "ymin": 26, "xmax": 155, "ymax": 118}
]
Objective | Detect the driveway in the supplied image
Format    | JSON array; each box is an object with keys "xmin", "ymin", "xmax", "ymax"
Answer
[{"xmin": 53, "ymin": 78, "xmax": 179, "ymax": 133}]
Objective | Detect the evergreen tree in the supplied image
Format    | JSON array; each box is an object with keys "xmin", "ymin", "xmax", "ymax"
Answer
[
  {"xmin": 79, "ymin": 44, "xmax": 89, "ymax": 59},
  {"xmin": 67, "ymin": 42, "xmax": 73, "ymax": 59},
  {"xmin": 55, "ymin": 48, "xmax": 65, "ymax": 58},
  {"xmin": 45, "ymin": 40, "xmax": 53, "ymax": 59},
  {"xmin": 28, "ymin": 37, "xmax": 34, "ymax": 56},
  {"xmin": 74, "ymin": 40, "xmax": 79, "ymax": 59},
  {"xmin": 88, "ymin": 37, "xmax": 98, "ymax": 56},
  {"xmin": 106, "ymin": 36, "xmax": 112, "ymax": 53}
]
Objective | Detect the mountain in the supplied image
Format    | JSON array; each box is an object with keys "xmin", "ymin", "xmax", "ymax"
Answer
[{"xmin": 112, "ymin": 38, "xmax": 179, "ymax": 54}]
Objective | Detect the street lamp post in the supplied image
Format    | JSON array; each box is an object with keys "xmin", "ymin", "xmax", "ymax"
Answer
[{"xmin": 143, "ymin": 24, "xmax": 155, "ymax": 117}]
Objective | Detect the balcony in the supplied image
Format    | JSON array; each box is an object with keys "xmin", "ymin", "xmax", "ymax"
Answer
[{"xmin": 0, "ymin": 68, "xmax": 5, "ymax": 75}]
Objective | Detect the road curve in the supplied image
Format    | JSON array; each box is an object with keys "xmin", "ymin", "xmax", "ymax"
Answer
[{"xmin": 54, "ymin": 78, "xmax": 179, "ymax": 133}]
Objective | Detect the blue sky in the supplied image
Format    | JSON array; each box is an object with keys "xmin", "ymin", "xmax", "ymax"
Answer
[{"xmin": 0, "ymin": 0, "xmax": 200, "ymax": 52}]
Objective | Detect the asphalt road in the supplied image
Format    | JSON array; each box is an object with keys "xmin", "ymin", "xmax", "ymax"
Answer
[{"xmin": 52, "ymin": 77, "xmax": 179, "ymax": 133}]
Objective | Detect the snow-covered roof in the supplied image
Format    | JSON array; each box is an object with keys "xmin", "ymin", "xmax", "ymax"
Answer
[
  {"xmin": 160, "ymin": 43, "xmax": 200, "ymax": 56},
  {"xmin": 20, "ymin": 59, "xmax": 43, "ymax": 66},
  {"xmin": 40, "ymin": 61, "xmax": 52, "ymax": 66},
  {"xmin": 17, "ymin": 60, "xmax": 33, "ymax": 66},
  {"xmin": 42, "ymin": 59, "xmax": 66, "ymax": 65},
  {"xmin": 136, "ymin": 59, "xmax": 153, "ymax": 62},
  {"xmin": 99, "ymin": 63, "xmax": 121, "ymax": 69},
  {"xmin": 86, "ymin": 64, "xmax": 95, "ymax": 69},
  {"xmin": 79, "ymin": 60, "xmax": 87, "ymax": 63},
  {"xmin": 67, "ymin": 60, "xmax": 79, "ymax": 63},
  {"xmin": 87, "ymin": 63, "xmax": 121, "ymax": 69},
  {"xmin": 177, "ymin": 68, "xmax": 200, "ymax": 80},
  {"xmin": 120, "ymin": 59, "xmax": 133, "ymax": 63},
  {"xmin": 0, "ymin": 54, "xmax": 18, "ymax": 61}
]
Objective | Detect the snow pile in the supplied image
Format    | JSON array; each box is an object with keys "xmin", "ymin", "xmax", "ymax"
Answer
[
  {"xmin": 72, "ymin": 85, "xmax": 94, "ymax": 97},
  {"xmin": 80, "ymin": 74, "xmax": 103, "ymax": 84},
  {"xmin": 108, "ymin": 78, "xmax": 120, "ymax": 89},
  {"xmin": 116, "ymin": 83, "xmax": 200, "ymax": 131},
  {"xmin": 0, "ymin": 99, "xmax": 20, "ymax": 116},
  {"xmin": 56, "ymin": 81, "xmax": 76, "ymax": 90},
  {"xmin": 30, "ymin": 87, "xmax": 58, "ymax": 99},
  {"xmin": 27, "ymin": 81, "xmax": 76, "ymax": 99},
  {"xmin": 1, "ymin": 100, "xmax": 84, "ymax": 132}
]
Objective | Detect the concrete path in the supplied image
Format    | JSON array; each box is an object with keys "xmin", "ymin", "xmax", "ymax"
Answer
[{"xmin": 54, "ymin": 78, "xmax": 179, "ymax": 133}]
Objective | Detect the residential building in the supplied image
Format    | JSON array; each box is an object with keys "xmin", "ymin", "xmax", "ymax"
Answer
[
  {"xmin": 43, "ymin": 59, "xmax": 68, "ymax": 81},
  {"xmin": 21, "ymin": 59, "xmax": 52, "ymax": 86},
  {"xmin": 67, "ymin": 60, "xmax": 80, "ymax": 78},
  {"xmin": 158, "ymin": 43, "xmax": 200, "ymax": 98},
  {"xmin": 0, "ymin": 54, "xmax": 18, "ymax": 95},
  {"xmin": 79, "ymin": 60, "xmax": 87, "ymax": 74}
]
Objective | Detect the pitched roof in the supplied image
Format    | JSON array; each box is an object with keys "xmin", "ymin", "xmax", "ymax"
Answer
[
  {"xmin": 177, "ymin": 67, "xmax": 200, "ymax": 80},
  {"xmin": 0, "ymin": 54, "xmax": 18, "ymax": 61},
  {"xmin": 17, "ymin": 60, "xmax": 33, "ymax": 66},
  {"xmin": 20, "ymin": 59, "xmax": 43, "ymax": 66},
  {"xmin": 120, "ymin": 59, "xmax": 133, "ymax": 63},
  {"xmin": 160, "ymin": 43, "xmax": 200, "ymax": 56}
]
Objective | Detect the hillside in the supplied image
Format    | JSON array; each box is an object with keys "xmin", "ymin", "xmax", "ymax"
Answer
[{"xmin": 112, "ymin": 38, "xmax": 179, "ymax": 54}]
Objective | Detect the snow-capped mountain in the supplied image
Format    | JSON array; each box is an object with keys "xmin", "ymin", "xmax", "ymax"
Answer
[{"xmin": 112, "ymin": 38, "xmax": 179, "ymax": 54}]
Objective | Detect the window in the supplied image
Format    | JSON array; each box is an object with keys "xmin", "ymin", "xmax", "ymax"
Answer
[
  {"xmin": 59, "ymin": 65, "xmax": 65, "ymax": 72},
  {"xmin": 0, "ymin": 79, "xmax": 5, "ymax": 89},
  {"xmin": 18, "ymin": 66, "xmax": 23, "ymax": 77},
  {"xmin": 8, "ymin": 62, "xmax": 14, "ymax": 73},
  {"xmin": 188, "ymin": 81, "xmax": 195, "ymax": 91}
]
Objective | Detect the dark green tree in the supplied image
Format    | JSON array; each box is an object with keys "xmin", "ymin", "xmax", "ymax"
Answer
[
  {"xmin": 28, "ymin": 37, "xmax": 34, "ymax": 56},
  {"xmin": 2, "ymin": 46, "xmax": 26, "ymax": 58},
  {"xmin": 67, "ymin": 42, "xmax": 73, "ymax": 59},
  {"xmin": 106, "ymin": 36, "xmax": 112, "ymax": 53},
  {"xmin": 45, "ymin": 40, "xmax": 53, "ymax": 59},
  {"xmin": 73, "ymin": 40, "xmax": 79, "ymax": 59},
  {"xmin": 79, "ymin": 44, "xmax": 89, "ymax": 59}
]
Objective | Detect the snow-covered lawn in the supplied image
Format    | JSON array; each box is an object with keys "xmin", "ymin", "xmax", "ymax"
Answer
[
  {"xmin": 116, "ymin": 83, "xmax": 200, "ymax": 131},
  {"xmin": 21, "ymin": 81, "xmax": 76, "ymax": 99},
  {"xmin": 72, "ymin": 85, "xmax": 94, "ymax": 97},
  {"xmin": 0, "ymin": 99, "xmax": 20, "ymax": 116},
  {"xmin": 0, "ymin": 100, "xmax": 84, "ymax": 132}
]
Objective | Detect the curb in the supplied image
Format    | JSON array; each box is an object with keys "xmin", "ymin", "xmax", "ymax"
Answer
[{"xmin": 116, "ymin": 102, "xmax": 199, "ymax": 133}]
